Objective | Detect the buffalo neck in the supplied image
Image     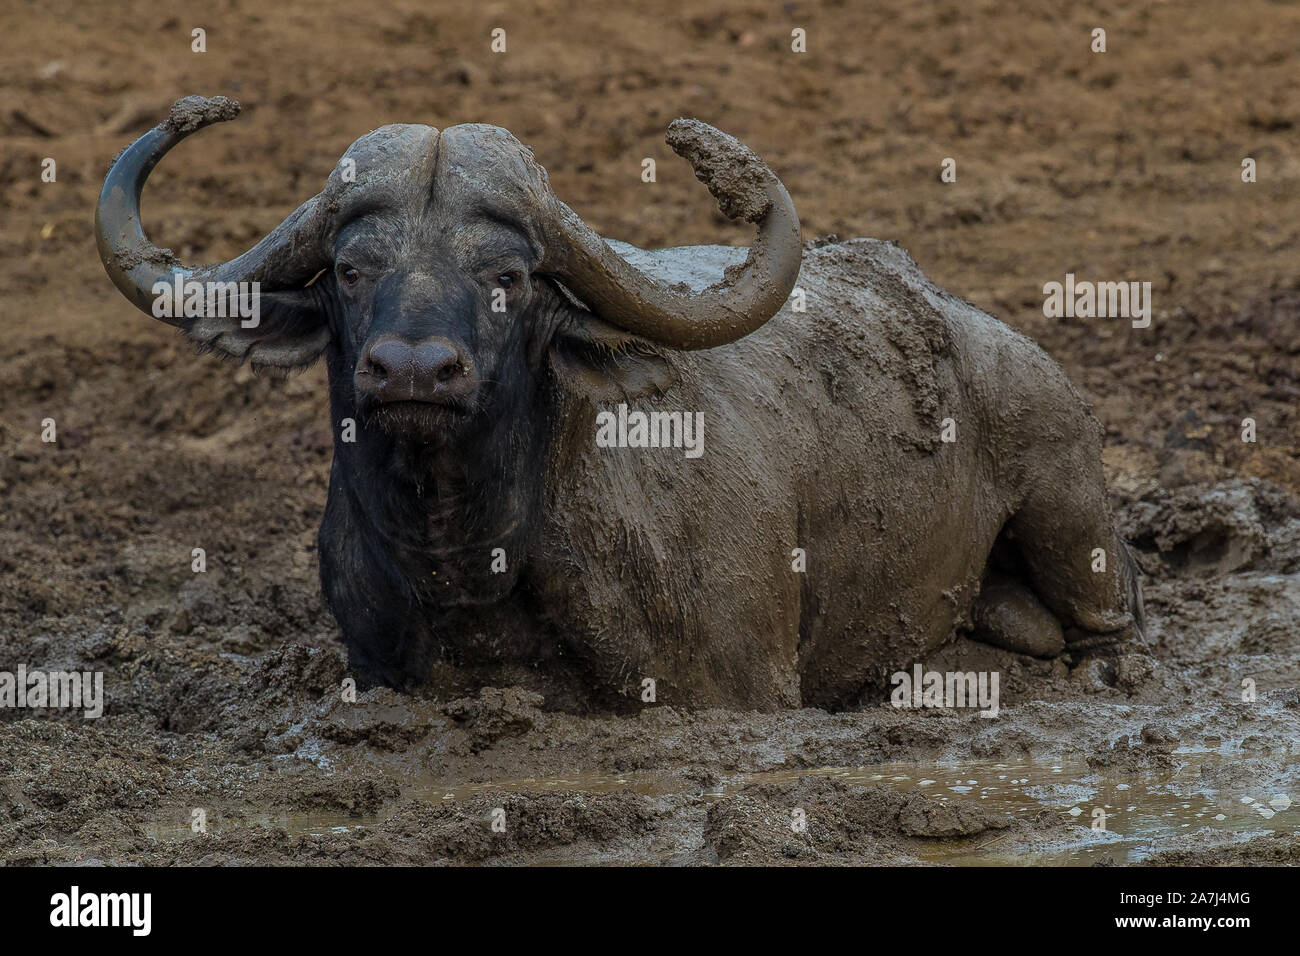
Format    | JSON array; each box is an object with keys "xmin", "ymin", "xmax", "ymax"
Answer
[{"xmin": 324, "ymin": 371, "xmax": 549, "ymax": 608}]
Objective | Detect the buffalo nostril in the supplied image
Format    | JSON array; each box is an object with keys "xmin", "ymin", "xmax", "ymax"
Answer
[
  {"xmin": 365, "ymin": 339, "xmax": 421, "ymax": 386},
  {"xmin": 358, "ymin": 337, "xmax": 472, "ymax": 403},
  {"xmin": 415, "ymin": 341, "xmax": 464, "ymax": 383}
]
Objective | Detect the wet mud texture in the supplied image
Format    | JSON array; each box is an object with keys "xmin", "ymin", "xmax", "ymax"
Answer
[{"xmin": 3, "ymin": 0, "xmax": 1300, "ymax": 864}]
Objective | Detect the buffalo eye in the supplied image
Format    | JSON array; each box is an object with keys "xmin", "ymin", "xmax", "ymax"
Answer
[
  {"xmin": 339, "ymin": 265, "xmax": 360, "ymax": 286},
  {"xmin": 496, "ymin": 273, "xmax": 515, "ymax": 289}
]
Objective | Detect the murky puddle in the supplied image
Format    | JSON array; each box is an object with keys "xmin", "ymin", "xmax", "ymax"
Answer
[
  {"xmin": 144, "ymin": 747, "xmax": 1296, "ymax": 864},
  {"xmin": 725, "ymin": 751, "xmax": 1295, "ymax": 864}
]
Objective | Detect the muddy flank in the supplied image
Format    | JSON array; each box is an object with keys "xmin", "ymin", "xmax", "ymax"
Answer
[{"xmin": 3, "ymin": 0, "xmax": 1300, "ymax": 864}]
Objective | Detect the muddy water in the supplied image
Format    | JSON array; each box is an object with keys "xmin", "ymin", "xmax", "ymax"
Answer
[{"xmin": 142, "ymin": 747, "xmax": 1297, "ymax": 865}]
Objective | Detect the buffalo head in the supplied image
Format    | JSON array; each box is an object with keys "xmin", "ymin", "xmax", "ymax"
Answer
[{"xmin": 96, "ymin": 95, "xmax": 801, "ymax": 450}]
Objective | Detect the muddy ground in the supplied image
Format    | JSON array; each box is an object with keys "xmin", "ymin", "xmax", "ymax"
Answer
[{"xmin": 2, "ymin": 0, "xmax": 1299, "ymax": 865}]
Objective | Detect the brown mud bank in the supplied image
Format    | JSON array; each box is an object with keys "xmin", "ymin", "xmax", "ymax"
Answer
[{"xmin": 2, "ymin": 480, "xmax": 1298, "ymax": 865}]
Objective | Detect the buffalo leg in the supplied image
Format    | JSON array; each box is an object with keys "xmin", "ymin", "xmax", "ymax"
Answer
[
  {"xmin": 968, "ymin": 572, "xmax": 1065, "ymax": 657},
  {"xmin": 1002, "ymin": 443, "xmax": 1144, "ymax": 649}
]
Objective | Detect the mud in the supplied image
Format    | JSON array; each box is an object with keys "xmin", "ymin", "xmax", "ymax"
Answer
[
  {"xmin": 663, "ymin": 117, "xmax": 775, "ymax": 224},
  {"xmin": 3, "ymin": 0, "xmax": 1300, "ymax": 865}
]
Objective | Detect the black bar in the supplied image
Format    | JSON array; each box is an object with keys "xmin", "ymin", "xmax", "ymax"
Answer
[{"xmin": 0, "ymin": 866, "xmax": 1270, "ymax": 943}]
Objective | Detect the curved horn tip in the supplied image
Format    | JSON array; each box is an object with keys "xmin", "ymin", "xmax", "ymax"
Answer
[
  {"xmin": 664, "ymin": 118, "xmax": 776, "ymax": 224},
  {"xmin": 163, "ymin": 94, "xmax": 242, "ymax": 136}
]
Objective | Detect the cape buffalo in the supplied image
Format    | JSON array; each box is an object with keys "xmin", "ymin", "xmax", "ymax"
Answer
[{"xmin": 96, "ymin": 95, "xmax": 1143, "ymax": 711}]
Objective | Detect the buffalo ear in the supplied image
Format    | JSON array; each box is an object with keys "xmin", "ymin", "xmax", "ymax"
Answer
[
  {"xmin": 184, "ymin": 285, "xmax": 330, "ymax": 370},
  {"xmin": 548, "ymin": 308, "xmax": 677, "ymax": 402}
]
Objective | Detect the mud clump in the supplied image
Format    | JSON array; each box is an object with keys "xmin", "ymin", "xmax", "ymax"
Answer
[
  {"xmin": 665, "ymin": 118, "xmax": 773, "ymax": 223},
  {"xmin": 704, "ymin": 777, "xmax": 1013, "ymax": 865},
  {"xmin": 1111, "ymin": 653, "xmax": 1159, "ymax": 693},
  {"xmin": 162, "ymin": 95, "xmax": 241, "ymax": 135},
  {"xmin": 444, "ymin": 687, "xmax": 546, "ymax": 753},
  {"xmin": 1122, "ymin": 480, "xmax": 1284, "ymax": 578},
  {"xmin": 1142, "ymin": 832, "xmax": 1300, "ymax": 867},
  {"xmin": 145, "ymin": 791, "xmax": 663, "ymax": 866},
  {"xmin": 314, "ymin": 694, "xmax": 440, "ymax": 751},
  {"xmin": 251, "ymin": 644, "xmax": 349, "ymax": 698},
  {"xmin": 896, "ymin": 793, "xmax": 1007, "ymax": 839},
  {"xmin": 1087, "ymin": 724, "xmax": 1180, "ymax": 773},
  {"xmin": 273, "ymin": 778, "xmax": 399, "ymax": 818}
]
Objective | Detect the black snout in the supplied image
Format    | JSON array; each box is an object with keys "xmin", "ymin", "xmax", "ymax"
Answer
[{"xmin": 355, "ymin": 336, "xmax": 477, "ymax": 405}]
